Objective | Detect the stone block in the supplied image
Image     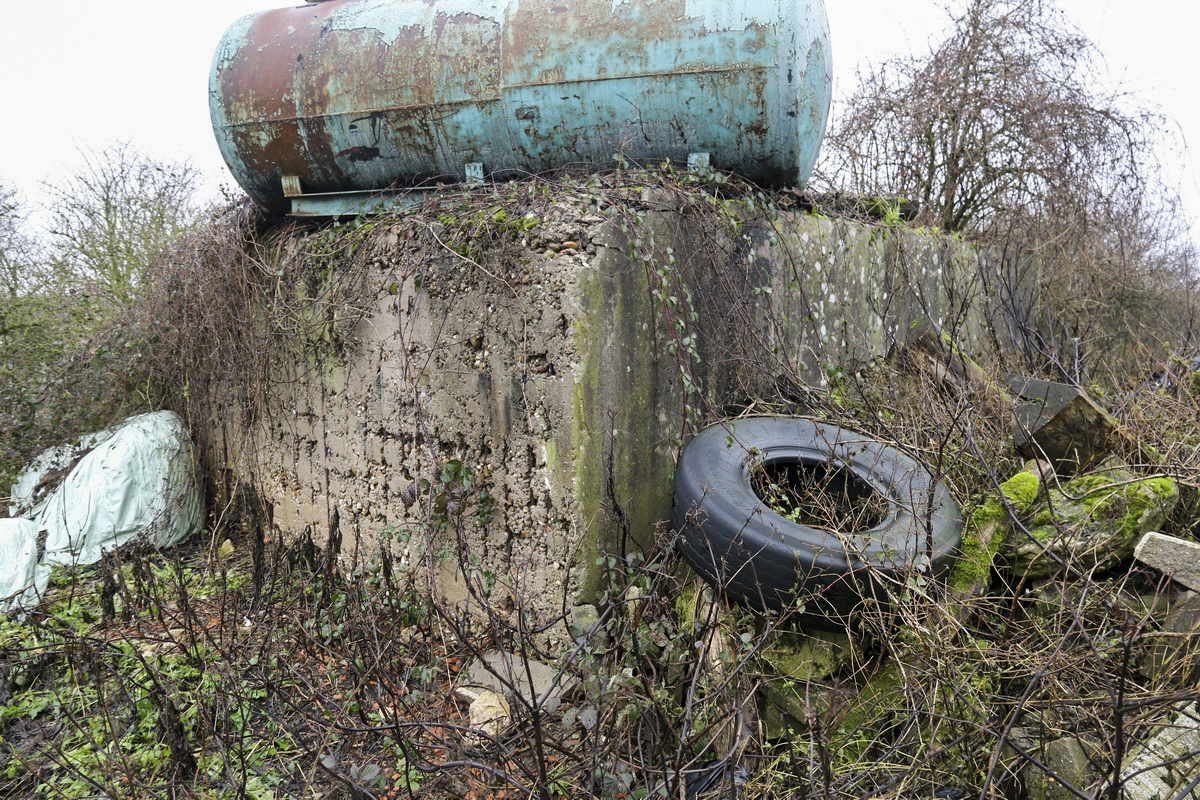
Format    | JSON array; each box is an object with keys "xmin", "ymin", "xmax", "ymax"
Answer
[
  {"xmin": 759, "ymin": 628, "xmax": 864, "ymax": 738},
  {"xmin": 1135, "ymin": 532, "xmax": 1200, "ymax": 592},
  {"xmin": 1008, "ymin": 375, "xmax": 1133, "ymax": 473},
  {"xmin": 763, "ymin": 627, "xmax": 861, "ymax": 684},
  {"xmin": 949, "ymin": 463, "xmax": 1047, "ymax": 619},
  {"xmin": 209, "ymin": 201, "xmax": 1013, "ymax": 633},
  {"xmin": 1118, "ymin": 702, "xmax": 1200, "ymax": 800},
  {"xmin": 1024, "ymin": 736, "xmax": 1097, "ymax": 800},
  {"xmin": 454, "ymin": 686, "xmax": 511, "ymax": 743}
]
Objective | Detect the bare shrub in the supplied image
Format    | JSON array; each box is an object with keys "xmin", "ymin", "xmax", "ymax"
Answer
[
  {"xmin": 43, "ymin": 143, "xmax": 207, "ymax": 309},
  {"xmin": 818, "ymin": 0, "xmax": 1198, "ymax": 382}
]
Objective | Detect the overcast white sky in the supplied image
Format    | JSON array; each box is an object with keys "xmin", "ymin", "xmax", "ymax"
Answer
[{"xmin": 1, "ymin": 0, "xmax": 1195, "ymax": 243}]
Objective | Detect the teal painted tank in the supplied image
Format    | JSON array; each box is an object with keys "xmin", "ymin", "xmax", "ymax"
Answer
[{"xmin": 210, "ymin": 0, "xmax": 832, "ymax": 214}]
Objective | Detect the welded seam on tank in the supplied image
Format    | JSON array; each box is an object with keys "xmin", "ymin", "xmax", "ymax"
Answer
[
  {"xmin": 219, "ymin": 65, "xmax": 767, "ymax": 127},
  {"xmin": 502, "ymin": 65, "xmax": 765, "ymax": 90}
]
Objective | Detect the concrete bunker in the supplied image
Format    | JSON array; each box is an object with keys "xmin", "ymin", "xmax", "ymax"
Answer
[
  {"xmin": 203, "ymin": 0, "xmax": 1016, "ymax": 633},
  {"xmin": 200, "ymin": 176, "xmax": 1015, "ymax": 637}
]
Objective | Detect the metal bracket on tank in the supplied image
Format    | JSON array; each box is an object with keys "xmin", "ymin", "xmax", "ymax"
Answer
[
  {"xmin": 280, "ymin": 176, "xmax": 424, "ymax": 219},
  {"xmin": 279, "ymin": 165, "xmax": 490, "ymax": 217},
  {"xmin": 282, "ymin": 175, "xmax": 303, "ymax": 198}
]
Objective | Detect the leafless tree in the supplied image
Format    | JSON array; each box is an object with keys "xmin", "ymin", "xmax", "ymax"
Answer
[
  {"xmin": 43, "ymin": 142, "xmax": 206, "ymax": 308},
  {"xmin": 818, "ymin": 0, "xmax": 1197, "ymax": 380},
  {"xmin": 0, "ymin": 181, "xmax": 39, "ymax": 297},
  {"xmin": 820, "ymin": 0, "xmax": 1163, "ymax": 234}
]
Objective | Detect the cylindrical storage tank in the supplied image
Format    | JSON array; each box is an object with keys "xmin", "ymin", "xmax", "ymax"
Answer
[{"xmin": 210, "ymin": 0, "xmax": 832, "ymax": 214}]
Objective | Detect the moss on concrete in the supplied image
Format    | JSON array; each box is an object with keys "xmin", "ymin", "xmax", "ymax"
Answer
[
  {"xmin": 951, "ymin": 524, "xmax": 997, "ymax": 594},
  {"xmin": 763, "ymin": 628, "xmax": 859, "ymax": 683},
  {"xmin": 1068, "ymin": 474, "xmax": 1176, "ymax": 540},
  {"xmin": 571, "ymin": 262, "xmax": 605, "ymax": 603},
  {"xmin": 950, "ymin": 468, "xmax": 1042, "ymax": 593},
  {"xmin": 827, "ymin": 643, "xmax": 995, "ymax": 778},
  {"xmin": 570, "ymin": 217, "xmax": 680, "ymax": 604},
  {"xmin": 1016, "ymin": 469, "xmax": 1179, "ymax": 578}
]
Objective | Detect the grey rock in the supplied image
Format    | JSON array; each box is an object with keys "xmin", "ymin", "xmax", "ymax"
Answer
[
  {"xmin": 1024, "ymin": 736, "xmax": 1095, "ymax": 800},
  {"xmin": 1152, "ymin": 593, "xmax": 1200, "ymax": 686},
  {"xmin": 1117, "ymin": 702, "xmax": 1200, "ymax": 800},
  {"xmin": 1008, "ymin": 375, "xmax": 1132, "ymax": 474},
  {"xmin": 465, "ymin": 650, "xmax": 577, "ymax": 713},
  {"xmin": 1135, "ymin": 533, "xmax": 1200, "ymax": 592}
]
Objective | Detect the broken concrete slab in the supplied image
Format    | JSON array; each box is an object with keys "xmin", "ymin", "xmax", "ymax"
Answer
[
  {"xmin": 1008, "ymin": 375, "xmax": 1134, "ymax": 474},
  {"xmin": 1013, "ymin": 467, "xmax": 1178, "ymax": 580},
  {"xmin": 762, "ymin": 628, "xmax": 861, "ymax": 684},
  {"xmin": 1135, "ymin": 532, "xmax": 1200, "ymax": 592},
  {"xmin": 758, "ymin": 625, "xmax": 866, "ymax": 738},
  {"xmin": 1117, "ymin": 702, "xmax": 1200, "ymax": 800}
]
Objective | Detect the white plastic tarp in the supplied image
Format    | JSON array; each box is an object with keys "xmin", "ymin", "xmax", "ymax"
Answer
[
  {"xmin": 0, "ymin": 518, "xmax": 49, "ymax": 616},
  {"xmin": 10, "ymin": 411, "xmax": 204, "ymax": 568},
  {"xmin": 10, "ymin": 427, "xmax": 112, "ymax": 522}
]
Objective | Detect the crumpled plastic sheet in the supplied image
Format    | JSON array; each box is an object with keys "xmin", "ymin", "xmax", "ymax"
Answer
[
  {"xmin": 3, "ymin": 411, "xmax": 204, "ymax": 614},
  {"xmin": 0, "ymin": 518, "xmax": 49, "ymax": 617}
]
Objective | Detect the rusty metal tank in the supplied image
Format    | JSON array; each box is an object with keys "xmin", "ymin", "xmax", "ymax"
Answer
[{"xmin": 210, "ymin": 0, "xmax": 832, "ymax": 214}]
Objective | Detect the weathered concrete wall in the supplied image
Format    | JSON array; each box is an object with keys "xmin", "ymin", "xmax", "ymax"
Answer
[{"xmin": 208, "ymin": 192, "xmax": 1011, "ymax": 627}]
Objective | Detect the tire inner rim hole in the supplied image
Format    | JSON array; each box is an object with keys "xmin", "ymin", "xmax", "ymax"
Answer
[{"xmin": 753, "ymin": 459, "xmax": 889, "ymax": 533}]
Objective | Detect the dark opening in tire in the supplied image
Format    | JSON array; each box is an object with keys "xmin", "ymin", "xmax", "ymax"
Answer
[
  {"xmin": 672, "ymin": 416, "xmax": 963, "ymax": 629},
  {"xmin": 753, "ymin": 459, "xmax": 890, "ymax": 533}
]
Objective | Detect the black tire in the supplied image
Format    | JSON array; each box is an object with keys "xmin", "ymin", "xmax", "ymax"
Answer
[{"xmin": 672, "ymin": 416, "xmax": 962, "ymax": 628}]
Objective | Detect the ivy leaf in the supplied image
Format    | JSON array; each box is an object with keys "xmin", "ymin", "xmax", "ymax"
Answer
[{"xmin": 579, "ymin": 706, "xmax": 598, "ymax": 730}]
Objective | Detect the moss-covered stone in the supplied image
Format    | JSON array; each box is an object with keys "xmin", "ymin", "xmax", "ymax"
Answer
[
  {"xmin": 949, "ymin": 465, "xmax": 1044, "ymax": 596},
  {"xmin": 763, "ymin": 628, "xmax": 860, "ymax": 683},
  {"xmin": 832, "ymin": 662, "xmax": 903, "ymax": 746},
  {"xmin": 950, "ymin": 519, "xmax": 1002, "ymax": 595},
  {"xmin": 1013, "ymin": 467, "xmax": 1178, "ymax": 579},
  {"xmin": 830, "ymin": 645, "xmax": 996, "ymax": 782},
  {"xmin": 1001, "ymin": 471, "xmax": 1041, "ymax": 512},
  {"xmin": 757, "ymin": 623, "xmax": 863, "ymax": 738}
]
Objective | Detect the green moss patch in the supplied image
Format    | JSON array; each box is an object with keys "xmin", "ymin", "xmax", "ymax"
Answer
[
  {"xmin": 951, "ymin": 467, "xmax": 1044, "ymax": 593},
  {"xmin": 1014, "ymin": 469, "xmax": 1178, "ymax": 578}
]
